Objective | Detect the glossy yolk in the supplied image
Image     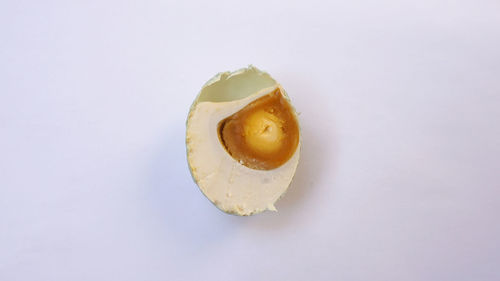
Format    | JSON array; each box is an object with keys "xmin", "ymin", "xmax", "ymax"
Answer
[{"xmin": 218, "ymin": 88, "xmax": 299, "ymax": 170}]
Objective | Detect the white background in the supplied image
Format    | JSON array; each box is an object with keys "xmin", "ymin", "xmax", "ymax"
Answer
[{"xmin": 1, "ymin": 0, "xmax": 500, "ymax": 280}]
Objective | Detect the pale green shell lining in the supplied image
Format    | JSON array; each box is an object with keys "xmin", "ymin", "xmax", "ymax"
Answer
[{"xmin": 196, "ymin": 65, "xmax": 277, "ymax": 103}]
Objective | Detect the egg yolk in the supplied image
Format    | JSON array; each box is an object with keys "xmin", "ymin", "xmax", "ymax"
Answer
[{"xmin": 218, "ymin": 88, "xmax": 299, "ymax": 170}]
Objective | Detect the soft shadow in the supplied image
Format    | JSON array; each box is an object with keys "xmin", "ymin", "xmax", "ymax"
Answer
[
  {"xmin": 145, "ymin": 121, "xmax": 243, "ymax": 254},
  {"xmin": 245, "ymin": 73, "xmax": 338, "ymax": 229}
]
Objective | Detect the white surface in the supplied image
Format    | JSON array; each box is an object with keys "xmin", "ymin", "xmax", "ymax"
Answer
[{"xmin": 1, "ymin": 0, "xmax": 499, "ymax": 280}]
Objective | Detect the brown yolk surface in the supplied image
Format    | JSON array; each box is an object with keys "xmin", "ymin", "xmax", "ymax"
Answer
[{"xmin": 218, "ymin": 88, "xmax": 299, "ymax": 170}]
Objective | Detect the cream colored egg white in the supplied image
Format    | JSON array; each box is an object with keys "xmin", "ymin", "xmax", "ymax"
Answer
[{"xmin": 186, "ymin": 66, "xmax": 301, "ymax": 216}]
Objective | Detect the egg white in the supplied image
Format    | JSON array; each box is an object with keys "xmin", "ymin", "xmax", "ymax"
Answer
[{"xmin": 186, "ymin": 66, "xmax": 301, "ymax": 215}]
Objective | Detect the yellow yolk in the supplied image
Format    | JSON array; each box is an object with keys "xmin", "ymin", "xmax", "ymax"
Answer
[{"xmin": 218, "ymin": 88, "xmax": 299, "ymax": 170}]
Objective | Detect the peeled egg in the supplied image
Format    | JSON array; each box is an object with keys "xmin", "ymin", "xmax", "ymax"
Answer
[{"xmin": 186, "ymin": 66, "xmax": 301, "ymax": 216}]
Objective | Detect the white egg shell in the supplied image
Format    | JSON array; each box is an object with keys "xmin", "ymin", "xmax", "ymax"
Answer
[{"xmin": 186, "ymin": 66, "xmax": 301, "ymax": 216}]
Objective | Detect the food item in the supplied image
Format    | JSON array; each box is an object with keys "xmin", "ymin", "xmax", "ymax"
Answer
[{"xmin": 186, "ymin": 66, "xmax": 301, "ymax": 216}]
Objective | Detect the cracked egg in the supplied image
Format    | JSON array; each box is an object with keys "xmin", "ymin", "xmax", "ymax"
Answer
[{"xmin": 186, "ymin": 66, "xmax": 301, "ymax": 216}]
